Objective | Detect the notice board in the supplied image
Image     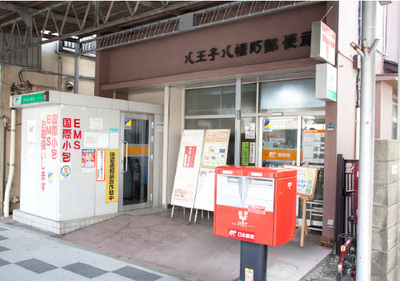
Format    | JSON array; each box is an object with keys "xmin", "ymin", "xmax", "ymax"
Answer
[
  {"xmin": 283, "ymin": 165, "xmax": 319, "ymax": 198},
  {"xmin": 171, "ymin": 130, "xmax": 205, "ymax": 208},
  {"xmin": 194, "ymin": 129, "xmax": 230, "ymax": 211}
]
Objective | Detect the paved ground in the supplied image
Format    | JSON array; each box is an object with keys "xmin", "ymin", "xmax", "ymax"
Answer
[
  {"xmin": 300, "ymin": 254, "xmax": 338, "ymax": 281},
  {"xmin": 0, "ymin": 208, "xmax": 337, "ymax": 281},
  {"xmin": 0, "ymin": 219, "xmax": 183, "ymax": 281},
  {"xmin": 61, "ymin": 208, "xmax": 332, "ymax": 281}
]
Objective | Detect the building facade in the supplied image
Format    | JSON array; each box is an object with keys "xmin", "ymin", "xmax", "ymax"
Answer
[
  {"xmin": 1, "ymin": 1, "xmax": 398, "ymax": 248},
  {"xmin": 94, "ymin": 1, "xmax": 398, "ymax": 246}
]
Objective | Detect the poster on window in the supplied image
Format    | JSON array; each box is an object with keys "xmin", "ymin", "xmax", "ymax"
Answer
[
  {"xmin": 194, "ymin": 129, "xmax": 230, "ymax": 211},
  {"xmin": 171, "ymin": 130, "xmax": 205, "ymax": 208},
  {"xmin": 302, "ymin": 129, "xmax": 325, "ymax": 164}
]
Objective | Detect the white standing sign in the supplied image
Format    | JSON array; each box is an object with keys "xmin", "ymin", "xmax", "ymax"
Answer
[
  {"xmin": 194, "ymin": 129, "xmax": 230, "ymax": 212},
  {"xmin": 171, "ymin": 130, "xmax": 205, "ymax": 208}
]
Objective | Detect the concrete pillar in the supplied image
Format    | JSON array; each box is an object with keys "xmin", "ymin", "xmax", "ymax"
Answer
[{"xmin": 372, "ymin": 139, "xmax": 400, "ymax": 281}]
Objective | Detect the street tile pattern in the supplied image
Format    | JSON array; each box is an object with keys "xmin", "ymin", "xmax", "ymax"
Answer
[
  {"xmin": 16, "ymin": 258, "xmax": 58, "ymax": 274},
  {"xmin": 0, "ymin": 223, "xmax": 179, "ymax": 281}
]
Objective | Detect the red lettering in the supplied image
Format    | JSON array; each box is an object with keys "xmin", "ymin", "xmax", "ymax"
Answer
[
  {"xmin": 62, "ymin": 152, "xmax": 71, "ymax": 162},
  {"xmin": 73, "ymin": 130, "xmax": 82, "ymax": 139},
  {"xmin": 62, "ymin": 140, "xmax": 71, "ymax": 150},
  {"xmin": 63, "ymin": 118, "xmax": 71, "ymax": 128},
  {"xmin": 74, "ymin": 119, "xmax": 81, "ymax": 128},
  {"xmin": 51, "ymin": 149, "xmax": 57, "ymax": 160},
  {"xmin": 74, "ymin": 140, "xmax": 81, "ymax": 149},
  {"xmin": 47, "ymin": 115, "xmax": 52, "ymax": 124},
  {"xmin": 46, "ymin": 137, "xmax": 51, "ymax": 146}
]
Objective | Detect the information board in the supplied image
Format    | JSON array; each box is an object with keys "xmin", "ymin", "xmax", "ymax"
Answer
[
  {"xmin": 171, "ymin": 130, "xmax": 205, "ymax": 208},
  {"xmin": 194, "ymin": 129, "xmax": 230, "ymax": 211},
  {"xmin": 302, "ymin": 129, "xmax": 325, "ymax": 164},
  {"xmin": 283, "ymin": 165, "xmax": 319, "ymax": 198}
]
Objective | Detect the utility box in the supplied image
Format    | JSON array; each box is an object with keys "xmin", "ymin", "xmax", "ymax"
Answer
[{"xmin": 214, "ymin": 165, "xmax": 297, "ymax": 246}]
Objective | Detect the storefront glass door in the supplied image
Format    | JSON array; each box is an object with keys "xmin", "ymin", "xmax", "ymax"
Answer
[
  {"xmin": 260, "ymin": 116, "xmax": 301, "ymax": 167},
  {"xmin": 121, "ymin": 113, "xmax": 152, "ymax": 210}
]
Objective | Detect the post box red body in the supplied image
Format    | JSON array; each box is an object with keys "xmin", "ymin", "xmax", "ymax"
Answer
[{"xmin": 214, "ymin": 165, "xmax": 297, "ymax": 246}]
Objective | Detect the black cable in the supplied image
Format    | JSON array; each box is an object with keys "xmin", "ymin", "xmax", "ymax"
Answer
[{"xmin": 18, "ymin": 68, "xmax": 95, "ymax": 83}]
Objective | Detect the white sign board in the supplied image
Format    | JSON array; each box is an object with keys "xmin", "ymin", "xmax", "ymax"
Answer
[
  {"xmin": 171, "ymin": 130, "xmax": 205, "ymax": 208},
  {"xmin": 194, "ymin": 129, "xmax": 230, "ymax": 211},
  {"xmin": 316, "ymin": 63, "xmax": 337, "ymax": 101},
  {"xmin": 311, "ymin": 21, "xmax": 336, "ymax": 66}
]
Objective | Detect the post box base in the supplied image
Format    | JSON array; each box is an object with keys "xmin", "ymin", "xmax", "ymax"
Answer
[{"xmin": 240, "ymin": 241, "xmax": 268, "ymax": 281}]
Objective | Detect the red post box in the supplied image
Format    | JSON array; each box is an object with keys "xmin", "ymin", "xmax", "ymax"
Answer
[{"xmin": 214, "ymin": 165, "xmax": 297, "ymax": 246}]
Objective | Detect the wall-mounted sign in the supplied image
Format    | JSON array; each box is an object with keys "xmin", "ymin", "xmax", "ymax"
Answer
[
  {"xmin": 106, "ymin": 149, "xmax": 118, "ymax": 203},
  {"xmin": 96, "ymin": 149, "xmax": 106, "ymax": 181},
  {"xmin": 11, "ymin": 91, "xmax": 49, "ymax": 107},
  {"xmin": 311, "ymin": 21, "xmax": 336, "ymax": 66},
  {"xmin": 316, "ymin": 63, "xmax": 337, "ymax": 101},
  {"xmin": 185, "ymin": 30, "xmax": 311, "ymax": 65}
]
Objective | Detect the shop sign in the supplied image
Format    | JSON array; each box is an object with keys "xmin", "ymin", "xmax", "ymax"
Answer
[
  {"xmin": 262, "ymin": 149, "xmax": 297, "ymax": 161},
  {"xmin": 185, "ymin": 30, "xmax": 311, "ymax": 65},
  {"xmin": 310, "ymin": 21, "xmax": 336, "ymax": 65},
  {"xmin": 61, "ymin": 118, "xmax": 82, "ymax": 163},
  {"xmin": 12, "ymin": 91, "xmax": 49, "ymax": 107},
  {"xmin": 316, "ymin": 63, "xmax": 337, "ymax": 101}
]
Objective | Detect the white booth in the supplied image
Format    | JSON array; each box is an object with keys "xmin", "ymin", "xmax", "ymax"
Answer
[{"xmin": 10, "ymin": 91, "xmax": 163, "ymax": 234}]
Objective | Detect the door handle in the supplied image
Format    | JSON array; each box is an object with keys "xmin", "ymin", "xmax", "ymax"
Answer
[{"xmin": 123, "ymin": 141, "xmax": 128, "ymax": 173}]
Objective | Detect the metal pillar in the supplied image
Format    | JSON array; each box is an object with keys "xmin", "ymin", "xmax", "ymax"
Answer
[
  {"xmin": 356, "ymin": 1, "xmax": 379, "ymax": 280},
  {"xmin": 74, "ymin": 42, "xmax": 80, "ymax": 94},
  {"xmin": 235, "ymin": 78, "xmax": 241, "ymax": 166},
  {"xmin": 240, "ymin": 241, "xmax": 267, "ymax": 281}
]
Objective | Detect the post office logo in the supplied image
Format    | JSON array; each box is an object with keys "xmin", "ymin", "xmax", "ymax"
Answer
[{"xmin": 238, "ymin": 210, "xmax": 248, "ymax": 227}]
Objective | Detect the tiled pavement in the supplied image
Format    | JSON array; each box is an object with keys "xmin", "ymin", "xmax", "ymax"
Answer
[{"xmin": 0, "ymin": 224, "xmax": 183, "ymax": 281}]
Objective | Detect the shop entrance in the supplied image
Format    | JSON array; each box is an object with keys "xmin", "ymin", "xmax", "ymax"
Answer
[
  {"xmin": 260, "ymin": 116, "xmax": 301, "ymax": 167},
  {"xmin": 259, "ymin": 115, "xmax": 325, "ymax": 199},
  {"xmin": 120, "ymin": 113, "xmax": 153, "ymax": 211},
  {"xmin": 259, "ymin": 114, "xmax": 325, "ymax": 229},
  {"xmin": 259, "ymin": 115, "xmax": 325, "ymax": 167}
]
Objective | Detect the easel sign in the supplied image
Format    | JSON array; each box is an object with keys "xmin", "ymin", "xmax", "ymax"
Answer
[
  {"xmin": 283, "ymin": 165, "xmax": 318, "ymax": 198},
  {"xmin": 284, "ymin": 164, "xmax": 319, "ymax": 248}
]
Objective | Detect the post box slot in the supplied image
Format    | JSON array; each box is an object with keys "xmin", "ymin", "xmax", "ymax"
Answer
[
  {"xmin": 245, "ymin": 178, "xmax": 275, "ymax": 212},
  {"xmin": 216, "ymin": 175, "xmax": 243, "ymax": 207},
  {"xmin": 227, "ymin": 177, "xmax": 240, "ymax": 183},
  {"xmin": 248, "ymin": 178, "xmax": 273, "ymax": 185}
]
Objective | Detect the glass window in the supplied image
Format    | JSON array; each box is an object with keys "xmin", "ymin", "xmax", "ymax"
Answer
[
  {"xmin": 185, "ymin": 85, "xmax": 235, "ymax": 116},
  {"xmin": 259, "ymin": 78, "xmax": 324, "ymax": 112},
  {"xmin": 241, "ymin": 83, "xmax": 257, "ymax": 114},
  {"xmin": 240, "ymin": 117, "xmax": 257, "ymax": 166}
]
